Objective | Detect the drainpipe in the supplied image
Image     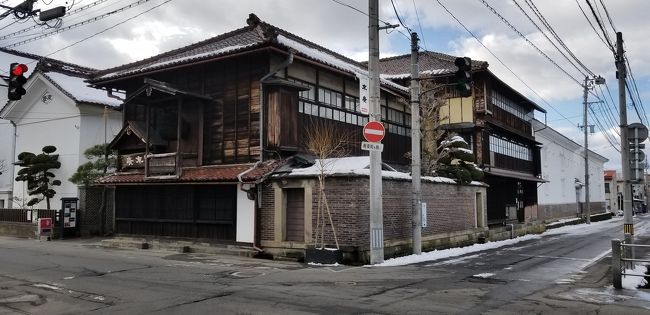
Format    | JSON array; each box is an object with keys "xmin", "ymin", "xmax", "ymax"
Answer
[{"xmin": 237, "ymin": 162, "xmax": 263, "ymax": 252}]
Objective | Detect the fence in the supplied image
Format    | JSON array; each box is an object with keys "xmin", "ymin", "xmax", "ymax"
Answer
[
  {"xmin": 0, "ymin": 208, "xmax": 58, "ymax": 223},
  {"xmin": 611, "ymin": 239, "xmax": 650, "ymax": 289}
]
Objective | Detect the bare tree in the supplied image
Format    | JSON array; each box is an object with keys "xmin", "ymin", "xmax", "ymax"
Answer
[
  {"xmin": 404, "ymin": 80, "xmax": 453, "ymax": 176},
  {"xmin": 303, "ymin": 119, "xmax": 352, "ymax": 249}
]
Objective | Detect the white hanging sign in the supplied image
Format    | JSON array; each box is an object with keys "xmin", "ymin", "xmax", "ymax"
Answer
[{"xmin": 357, "ymin": 73, "xmax": 369, "ymax": 115}]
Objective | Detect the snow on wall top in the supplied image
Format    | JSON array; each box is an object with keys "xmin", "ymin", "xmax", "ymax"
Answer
[
  {"xmin": 380, "ymin": 69, "xmax": 452, "ymax": 80},
  {"xmin": 44, "ymin": 72, "xmax": 123, "ymax": 107},
  {"xmin": 285, "ymin": 156, "xmax": 483, "ymax": 186}
]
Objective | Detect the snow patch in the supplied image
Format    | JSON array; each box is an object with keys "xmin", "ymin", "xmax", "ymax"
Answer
[
  {"xmin": 308, "ymin": 262, "xmax": 340, "ymax": 267},
  {"xmin": 33, "ymin": 283, "xmax": 62, "ymax": 290},
  {"xmin": 622, "ymin": 265, "xmax": 649, "ymax": 290},
  {"xmin": 473, "ymin": 273, "xmax": 495, "ymax": 278},
  {"xmin": 45, "ymin": 72, "xmax": 123, "ymax": 107}
]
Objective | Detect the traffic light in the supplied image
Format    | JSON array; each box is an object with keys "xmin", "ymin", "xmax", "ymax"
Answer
[
  {"xmin": 454, "ymin": 57, "xmax": 472, "ymax": 97},
  {"xmin": 8, "ymin": 63, "xmax": 28, "ymax": 101}
]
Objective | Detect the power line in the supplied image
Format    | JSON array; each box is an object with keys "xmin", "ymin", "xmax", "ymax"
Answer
[
  {"xmin": 478, "ymin": 0, "xmax": 583, "ymax": 87},
  {"xmin": 390, "ymin": 0, "xmax": 411, "ymax": 32},
  {"xmin": 434, "ymin": 0, "xmax": 578, "ymax": 126},
  {"xmin": 597, "ymin": 0, "xmax": 617, "ymax": 34},
  {"xmin": 0, "ymin": 0, "xmax": 111, "ymax": 42},
  {"xmin": 573, "ymin": 0, "xmax": 609, "ymax": 51},
  {"xmin": 584, "ymin": 0, "xmax": 615, "ymax": 53},
  {"xmin": 37, "ymin": 0, "xmax": 173, "ymax": 60},
  {"xmin": 589, "ymin": 104, "xmax": 621, "ymax": 152},
  {"xmin": 412, "ymin": 0, "xmax": 428, "ymax": 50},
  {"xmin": 3, "ymin": 0, "xmax": 157, "ymax": 48},
  {"xmin": 512, "ymin": 0, "xmax": 589, "ymax": 78},
  {"xmin": 525, "ymin": 0, "xmax": 595, "ymax": 77}
]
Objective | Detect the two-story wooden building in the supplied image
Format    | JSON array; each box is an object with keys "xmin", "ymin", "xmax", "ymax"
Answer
[
  {"xmin": 379, "ymin": 51, "xmax": 546, "ymax": 225},
  {"xmin": 93, "ymin": 14, "xmax": 411, "ymax": 246}
]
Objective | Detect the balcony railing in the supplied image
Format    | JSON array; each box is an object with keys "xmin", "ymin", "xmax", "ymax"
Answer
[{"xmin": 146, "ymin": 152, "xmax": 178, "ymax": 179}]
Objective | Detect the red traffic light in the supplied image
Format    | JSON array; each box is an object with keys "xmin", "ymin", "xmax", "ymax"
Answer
[{"xmin": 11, "ymin": 64, "xmax": 28, "ymax": 76}]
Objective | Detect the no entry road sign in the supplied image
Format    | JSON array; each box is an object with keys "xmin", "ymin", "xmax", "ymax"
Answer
[{"xmin": 363, "ymin": 121, "xmax": 385, "ymax": 143}]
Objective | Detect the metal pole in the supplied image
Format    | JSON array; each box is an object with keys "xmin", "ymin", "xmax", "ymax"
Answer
[
  {"xmin": 616, "ymin": 32, "xmax": 634, "ymax": 258},
  {"xmin": 611, "ymin": 239, "xmax": 622, "ymax": 289},
  {"xmin": 410, "ymin": 32, "xmax": 422, "ymax": 255},
  {"xmin": 368, "ymin": 0, "xmax": 384, "ymax": 264},
  {"xmin": 583, "ymin": 77, "xmax": 591, "ymax": 224}
]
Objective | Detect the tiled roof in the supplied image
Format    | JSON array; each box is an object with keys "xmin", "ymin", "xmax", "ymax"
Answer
[
  {"xmin": 90, "ymin": 14, "xmax": 408, "ymax": 93},
  {"xmin": 604, "ymin": 170, "xmax": 616, "ymax": 180},
  {"xmin": 377, "ymin": 51, "xmax": 489, "ymax": 78},
  {"xmin": 99, "ymin": 160, "xmax": 280, "ymax": 184}
]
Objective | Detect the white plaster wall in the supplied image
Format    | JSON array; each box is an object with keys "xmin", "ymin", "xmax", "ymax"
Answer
[
  {"xmin": 0, "ymin": 120, "xmax": 14, "ymax": 208},
  {"xmin": 236, "ymin": 183, "xmax": 255, "ymax": 243},
  {"xmin": 78, "ymin": 105, "xmax": 122, "ymax": 163},
  {"xmin": 537, "ymin": 132, "xmax": 607, "ymax": 206},
  {"xmin": 11, "ymin": 80, "xmax": 81, "ymax": 210}
]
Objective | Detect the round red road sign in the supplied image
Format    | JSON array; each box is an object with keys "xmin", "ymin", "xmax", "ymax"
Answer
[{"xmin": 363, "ymin": 121, "xmax": 385, "ymax": 143}]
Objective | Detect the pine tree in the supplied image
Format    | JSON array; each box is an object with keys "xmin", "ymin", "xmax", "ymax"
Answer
[
  {"xmin": 436, "ymin": 135, "xmax": 484, "ymax": 185},
  {"xmin": 69, "ymin": 144, "xmax": 116, "ymax": 186},
  {"xmin": 15, "ymin": 145, "xmax": 62, "ymax": 209}
]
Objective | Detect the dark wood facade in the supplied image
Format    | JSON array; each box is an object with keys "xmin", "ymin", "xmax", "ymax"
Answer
[{"xmin": 101, "ymin": 47, "xmax": 410, "ymax": 240}]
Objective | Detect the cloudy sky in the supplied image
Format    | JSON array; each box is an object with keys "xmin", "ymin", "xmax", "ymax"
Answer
[{"xmin": 2, "ymin": 0, "xmax": 647, "ymax": 170}]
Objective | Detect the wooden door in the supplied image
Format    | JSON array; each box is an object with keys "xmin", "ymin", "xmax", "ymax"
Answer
[{"xmin": 285, "ymin": 188, "xmax": 305, "ymax": 242}]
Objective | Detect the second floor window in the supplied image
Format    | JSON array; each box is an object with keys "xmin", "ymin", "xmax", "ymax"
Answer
[
  {"xmin": 491, "ymin": 90, "xmax": 533, "ymax": 121},
  {"xmin": 489, "ymin": 134, "xmax": 532, "ymax": 161}
]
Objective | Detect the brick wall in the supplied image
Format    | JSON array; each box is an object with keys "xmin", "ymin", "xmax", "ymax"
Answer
[{"xmin": 261, "ymin": 176, "xmax": 484, "ymax": 250}]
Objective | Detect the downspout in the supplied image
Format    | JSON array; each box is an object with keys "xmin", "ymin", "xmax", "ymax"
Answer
[
  {"xmin": 105, "ymin": 88, "xmax": 124, "ymax": 102},
  {"xmin": 237, "ymin": 161, "xmax": 263, "ymax": 252}
]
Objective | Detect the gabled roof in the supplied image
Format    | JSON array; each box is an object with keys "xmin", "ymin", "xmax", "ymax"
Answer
[
  {"xmin": 377, "ymin": 51, "xmax": 489, "ymax": 79},
  {"xmin": 90, "ymin": 14, "xmax": 408, "ymax": 93},
  {"xmin": 0, "ymin": 50, "xmax": 122, "ymax": 116},
  {"xmin": 533, "ymin": 119, "xmax": 609, "ymax": 162}
]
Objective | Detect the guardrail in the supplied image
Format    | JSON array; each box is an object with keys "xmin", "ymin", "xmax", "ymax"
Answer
[{"xmin": 611, "ymin": 239, "xmax": 650, "ymax": 289}]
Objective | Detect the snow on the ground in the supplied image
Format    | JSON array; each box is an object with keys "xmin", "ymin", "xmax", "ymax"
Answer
[
  {"xmin": 472, "ymin": 273, "xmax": 495, "ymax": 278},
  {"xmin": 375, "ymin": 234, "xmax": 542, "ymax": 267},
  {"xmin": 375, "ymin": 216, "xmax": 626, "ymax": 267},
  {"xmin": 622, "ymin": 265, "xmax": 649, "ymax": 290}
]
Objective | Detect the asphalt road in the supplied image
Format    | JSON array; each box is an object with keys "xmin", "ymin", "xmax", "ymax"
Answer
[{"xmin": 0, "ymin": 215, "xmax": 649, "ymax": 314}]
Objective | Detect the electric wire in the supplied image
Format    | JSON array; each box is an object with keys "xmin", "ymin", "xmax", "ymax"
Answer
[
  {"xmin": 435, "ymin": 0, "xmax": 578, "ymax": 126},
  {"xmin": 512, "ymin": 0, "xmax": 589, "ymax": 78},
  {"xmin": 36, "ymin": 0, "xmax": 173, "ymax": 61},
  {"xmin": 573, "ymin": 0, "xmax": 609, "ymax": 51},
  {"xmin": 478, "ymin": 0, "xmax": 583, "ymax": 87},
  {"xmin": 0, "ymin": 0, "xmax": 111, "ymax": 42},
  {"xmin": 3, "ymin": 0, "xmax": 157, "ymax": 48},
  {"xmin": 412, "ymin": 0, "xmax": 428, "ymax": 50},
  {"xmin": 584, "ymin": 0, "xmax": 615, "ymax": 53},
  {"xmin": 525, "ymin": 0, "xmax": 595, "ymax": 77}
]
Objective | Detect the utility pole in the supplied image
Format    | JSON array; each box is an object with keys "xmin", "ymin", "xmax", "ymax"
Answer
[
  {"xmin": 616, "ymin": 32, "xmax": 634, "ymax": 255},
  {"xmin": 410, "ymin": 32, "xmax": 421, "ymax": 255},
  {"xmin": 368, "ymin": 0, "xmax": 384, "ymax": 264},
  {"xmin": 581, "ymin": 76, "xmax": 604, "ymax": 224},
  {"xmin": 583, "ymin": 76, "xmax": 591, "ymax": 224}
]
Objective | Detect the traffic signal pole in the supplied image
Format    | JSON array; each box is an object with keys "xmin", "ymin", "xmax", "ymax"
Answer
[{"xmin": 616, "ymin": 32, "xmax": 634, "ymax": 260}]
